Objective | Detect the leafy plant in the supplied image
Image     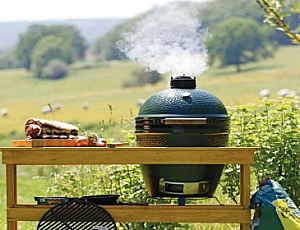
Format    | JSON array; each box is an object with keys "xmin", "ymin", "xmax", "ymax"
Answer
[
  {"xmin": 47, "ymin": 113, "xmax": 189, "ymax": 229},
  {"xmin": 223, "ymin": 96, "xmax": 300, "ymax": 206},
  {"xmin": 46, "ymin": 96, "xmax": 299, "ymax": 230},
  {"xmin": 47, "ymin": 164, "xmax": 188, "ymax": 229}
]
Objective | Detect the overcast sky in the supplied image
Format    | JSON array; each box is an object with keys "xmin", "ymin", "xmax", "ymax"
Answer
[{"xmin": 0, "ymin": 0, "xmax": 207, "ymax": 22}]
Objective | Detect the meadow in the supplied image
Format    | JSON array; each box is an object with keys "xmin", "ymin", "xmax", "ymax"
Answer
[
  {"xmin": 0, "ymin": 46, "xmax": 299, "ymax": 229},
  {"xmin": 0, "ymin": 46, "xmax": 299, "ymax": 138}
]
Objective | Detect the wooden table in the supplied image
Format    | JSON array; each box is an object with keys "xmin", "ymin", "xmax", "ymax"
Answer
[{"xmin": 1, "ymin": 147, "xmax": 256, "ymax": 230}]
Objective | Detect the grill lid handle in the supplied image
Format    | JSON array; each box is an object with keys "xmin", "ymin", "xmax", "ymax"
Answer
[{"xmin": 164, "ymin": 118, "xmax": 207, "ymax": 125}]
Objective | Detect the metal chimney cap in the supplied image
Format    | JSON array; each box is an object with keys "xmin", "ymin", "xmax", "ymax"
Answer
[{"xmin": 170, "ymin": 75, "xmax": 196, "ymax": 89}]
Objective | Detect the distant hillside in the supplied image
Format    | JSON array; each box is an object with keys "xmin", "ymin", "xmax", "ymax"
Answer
[{"xmin": 0, "ymin": 18, "xmax": 126, "ymax": 47}]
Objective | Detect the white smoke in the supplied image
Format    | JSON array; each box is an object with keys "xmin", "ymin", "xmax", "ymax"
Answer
[{"xmin": 117, "ymin": 2, "xmax": 209, "ymax": 76}]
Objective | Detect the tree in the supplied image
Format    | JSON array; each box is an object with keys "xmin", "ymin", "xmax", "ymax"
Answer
[
  {"xmin": 49, "ymin": 25, "xmax": 87, "ymax": 60},
  {"xmin": 255, "ymin": 0, "xmax": 300, "ymax": 44},
  {"xmin": 200, "ymin": 0, "xmax": 265, "ymax": 29},
  {"xmin": 91, "ymin": 17, "xmax": 140, "ymax": 61},
  {"xmin": 31, "ymin": 35, "xmax": 72, "ymax": 78},
  {"xmin": 197, "ymin": 0, "xmax": 297, "ymax": 44},
  {"xmin": 0, "ymin": 54, "xmax": 22, "ymax": 70},
  {"xmin": 206, "ymin": 17, "xmax": 277, "ymax": 72},
  {"xmin": 91, "ymin": 23, "xmax": 130, "ymax": 60},
  {"xmin": 14, "ymin": 25, "xmax": 49, "ymax": 70},
  {"xmin": 14, "ymin": 24, "xmax": 87, "ymax": 71},
  {"xmin": 93, "ymin": 28, "xmax": 126, "ymax": 60}
]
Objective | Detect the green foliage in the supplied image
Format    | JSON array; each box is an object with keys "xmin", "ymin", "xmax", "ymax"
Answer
[
  {"xmin": 91, "ymin": 19, "xmax": 137, "ymax": 60},
  {"xmin": 206, "ymin": 17, "xmax": 277, "ymax": 72},
  {"xmin": 200, "ymin": 0, "xmax": 265, "ymax": 29},
  {"xmin": 223, "ymin": 96, "xmax": 300, "ymax": 206},
  {"xmin": 91, "ymin": 16, "xmax": 148, "ymax": 61},
  {"xmin": 31, "ymin": 35, "xmax": 72, "ymax": 78},
  {"xmin": 14, "ymin": 24, "xmax": 86, "ymax": 71},
  {"xmin": 41, "ymin": 59, "xmax": 69, "ymax": 79},
  {"xmin": 92, "ymin": 0, "xmax": 292, "ymax": 60},
  {"xmin": 49, "ymin": 25, "xmax": 87, "ymax": 60},
  {"xmin": 122, "ymin": 69, "xmax": 163, "ymax": 88},
  {"xmin": 200, "ymin": 0, "xmax": 299, "ymax": 45},
  {"xmin": 255, "ymin": 0, "xmax": 300, "ymax": 44},
  {"xmin": 75, "ymin": 105, "xmax": 137, "ymax": 144},
  {"xmin": 48, "ymin": 164, "xmax": 188, "ymax": 229},
  {"xmin": 0, "ymin": 54, "xmax": 22, "ymax": 69},
  {"xmin": 14, "ymin": 25, "xmax": 49, "ymax": 70}
]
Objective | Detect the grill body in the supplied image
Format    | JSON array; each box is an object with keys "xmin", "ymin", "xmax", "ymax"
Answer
[{"xmin": 135, "ymin": 76, "xmax": 230, "ymax": 197}]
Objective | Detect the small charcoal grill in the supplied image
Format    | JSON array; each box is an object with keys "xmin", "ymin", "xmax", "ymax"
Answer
[
  {"xmin": 135, "ymin": 75, "xmax": 230, "ymax": 197},
  {"xmin": 37, "ymin": 199, "xmax": 117, "ymax": 230}
]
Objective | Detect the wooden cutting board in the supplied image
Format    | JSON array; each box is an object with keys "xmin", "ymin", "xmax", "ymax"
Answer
[{"xmin": 12, "ymin": 139, "xmax": 77, "ymax": 147}]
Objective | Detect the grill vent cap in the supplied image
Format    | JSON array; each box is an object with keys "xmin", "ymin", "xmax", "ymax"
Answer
[{"xmin": 170, "ymin": 75, "xmax": 196, "ymax": 89}]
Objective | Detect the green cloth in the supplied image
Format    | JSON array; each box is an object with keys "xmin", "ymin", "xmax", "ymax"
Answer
[{"xmin": 250, "ymin": 178, "xmax": 300, "ymax": 230}]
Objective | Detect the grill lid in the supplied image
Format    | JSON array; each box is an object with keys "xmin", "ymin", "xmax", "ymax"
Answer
[
  {"xmin": 137, "ymin": 75, "xmax": 228, "ymax": 118},
  {"xmin": 136, "ymin": 75, "xmax": 229, "ymax": 133}
]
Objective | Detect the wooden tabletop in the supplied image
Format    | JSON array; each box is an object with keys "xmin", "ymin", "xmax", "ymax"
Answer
[{"xmin": 1, "ymin": 147, "xmax": 257, "ymax": 165}]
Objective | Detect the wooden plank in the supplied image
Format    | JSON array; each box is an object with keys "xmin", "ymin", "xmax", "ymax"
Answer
[
  {"xmin": 240, "ymin": 164, "xmax": 251, "ymax": 230},
  {"xmin": 8, "ymin": 205, "xmax": 251, "ymax": 223},
  {"xmin": 1, "ymin": 147, "xmax": 257, "ymax": 165},
  {"xmin": 240, "ymin": 164, "xmax": 251, "ymax": 208},
  {"xmin": 6, "ymin": 165, "xmax": 17, "ymax": 207},
  {"xmin": 12, "ymin": 139, "xmax": 77, "ymax": 147}
]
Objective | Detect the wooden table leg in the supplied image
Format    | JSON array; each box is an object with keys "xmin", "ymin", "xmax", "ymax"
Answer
[
  {"xmin": 240, "ymin": 164, "xmax": 251, "ymax": 230},
  {"xmin": 6, "ymin": 164, "xmax": 17, "ymax": 230},
  {"xmin": 240, "ymin": 222, "xmax": 251, "ymax": 230}
]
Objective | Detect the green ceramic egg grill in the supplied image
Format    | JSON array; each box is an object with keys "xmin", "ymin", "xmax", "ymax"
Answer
[{"xmin": 135, "ymin": 75, "xmax": 230, "ymax": 197}]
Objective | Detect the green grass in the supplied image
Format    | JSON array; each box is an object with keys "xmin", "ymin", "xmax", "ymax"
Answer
[
  {"xmin": 0, "ymin": 61, "xmax": 153, "ymax": 135},
  {"xmin": 200, "ymin": 46, "xmax": 300, "ymax": 105},
  {"xmin": 0, "ymin": 46, "xmax": 299, "ymax": 137},
  {"xmin": 0, "ymin": 46, "xmax": 299, "ymax": 229},
  {"xmin": 0, "ymin": 174, "xmax": 50, "ymax": 229}
]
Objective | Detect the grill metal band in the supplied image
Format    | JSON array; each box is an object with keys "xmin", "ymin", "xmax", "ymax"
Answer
[
  {"xmin": 164, "ymin": 118, "xmax": 207, "ymax": 125},
  {"xmin": 159, "ymin": 179, "xmax": 210, "ymax": 195}
]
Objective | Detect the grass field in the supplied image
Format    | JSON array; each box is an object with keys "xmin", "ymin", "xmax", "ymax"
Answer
[
  {"xmin": 0, "ymin": 46, "xmax": 299, "ymax": 138},
  {"xmin": 0, "ymin": 46, "xmax": 299, "ymax": 229}
]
